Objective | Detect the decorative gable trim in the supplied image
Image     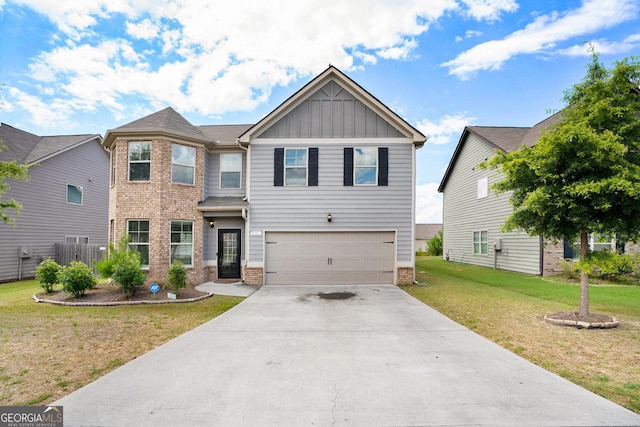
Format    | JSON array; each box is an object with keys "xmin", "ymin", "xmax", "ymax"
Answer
[{"xmin": 238, "ymin": 66, "xmax": 426, "ymax": 147}]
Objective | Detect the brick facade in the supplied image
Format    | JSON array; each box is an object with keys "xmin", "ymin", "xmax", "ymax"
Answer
[
  {"xmin": 397, "ymin": 267, "xmax": 414, "ymax": 285},
  {"xmin": 543, "ymin": 240, "xmax": 565, "ymax": 276},
  {"xmin": 244, "ymin": 267, "xmax": 263, "ymax": 286},
  {"xmin": 109, "ymin": 138, "xmax": 205, "ymax": 286}
]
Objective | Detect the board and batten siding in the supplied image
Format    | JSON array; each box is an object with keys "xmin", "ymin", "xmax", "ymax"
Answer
[
  {"xmin": 0, "ymin": 140, "xmax": 109, "ymax": 282},
  {"xmin": 442, "ymin": 132, "xmax": 541, "ymax": 275},
  {"xmin": 247, "ymin": 139, "xmax": 414, "ymax": 265}
]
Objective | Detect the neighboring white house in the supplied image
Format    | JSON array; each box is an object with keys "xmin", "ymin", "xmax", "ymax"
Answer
[
  {"xmin": 103, "ymin": 66, "xmax": 426, "ymax": 286},
  {"xmin": 0, "ymin": 124, "xmax": 109, "ymax": 282},
  {"xmin": 415, "ymin": 224, "xmax": 442, "ymax": 253}
]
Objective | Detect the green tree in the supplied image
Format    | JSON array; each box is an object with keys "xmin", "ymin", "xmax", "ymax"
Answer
[
  {"xmin": 481, "ymin": 53, "xmax": 640, "ymax": 317},
  {"xmin": 0, "ymin": 143, "xmax": 30, "ymax": 226},
  {"xmin": 426, "ymin": 230, "xmax": 443, "ymax": 256}
]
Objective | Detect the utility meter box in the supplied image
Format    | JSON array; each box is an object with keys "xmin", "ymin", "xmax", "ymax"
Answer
[
  {"xmin": 19, "ymin": 246, "xmax": 32, "ymax": 258},
  {"xmin": 494, "ymin": 239, "xmax": 502, "ymax": 251}
]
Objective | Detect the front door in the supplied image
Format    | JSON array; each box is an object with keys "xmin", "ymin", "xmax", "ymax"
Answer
[{"xmin": 218, "ymin": 229, "xmax": 241, "ymax": 279}]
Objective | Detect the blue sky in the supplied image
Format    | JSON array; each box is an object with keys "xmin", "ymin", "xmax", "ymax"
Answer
[{"xmin": 1, "ymin": 0, "xmax": 639, "ymax": 223}]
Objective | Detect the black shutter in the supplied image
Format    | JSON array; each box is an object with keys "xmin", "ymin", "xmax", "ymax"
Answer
[
  {"xmin": 274, "ymin": 148, "xmax": 284, "ymax": 186},
  {"xmin": 378, "ymin": 147, "xmax": 388, "ymax": 186},
  {"xmin": 344, "ymin": 147, "xmax": 353, "ymax": 186},
  {"xmin": 308, "ymin": 148, "xmax": 318, "ymax": 186}
]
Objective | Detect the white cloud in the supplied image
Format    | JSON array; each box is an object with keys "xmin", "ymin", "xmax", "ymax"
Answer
[
  {"xmin": 14, "ymin": 0, "xmax": 464, "ymax": 123},
  {"xmin": 8, "ymin": 87, "xmax": 73, "ymax": 129},
  {"xmin": 416, "ymin": 183, "xmax": 443, "ymax": 223},
  {"xmin": 126, "ymin": 19, "xmax": 160, "ymax": 40},
  {"xmin": 460, "ymin": 0, "xmax": 518, "ymax": 21},
  {"xmin": 443, "ymin": 0, "xmax": 639, "ymax": 79},
  {"xmin": 556, "ymin": 33, "xmax": 640, "ymax": 56},
  {"xmin": 455, "ymin": 30, "xmax": 483, "ymax": 42},
  {"xmin": 416, "ymin": 113, "xmax": 476, "ymax": 145}
]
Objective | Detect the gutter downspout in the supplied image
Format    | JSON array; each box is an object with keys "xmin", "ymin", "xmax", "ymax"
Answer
[{"xmin": 237, "ymin": 141, "xmax": 249, "ymax": 282}]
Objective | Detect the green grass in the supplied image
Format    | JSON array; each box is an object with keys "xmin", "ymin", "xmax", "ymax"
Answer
[
  {"xmin": 0, "ymin": 279, "xmax": 244, "ymax": 406},
  {"xmin": 404, "ymin": 257, "xmax": 640, "ymax": 413}
]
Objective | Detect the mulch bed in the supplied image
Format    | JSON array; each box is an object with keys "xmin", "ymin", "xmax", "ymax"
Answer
[{"xmin": 34, "ymin": 282, "xmax": 209, "ymax": 305}]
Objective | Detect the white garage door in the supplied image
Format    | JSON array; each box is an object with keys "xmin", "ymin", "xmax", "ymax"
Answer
[{"xmin": 264, "ymin": 231, "xmax": 395, "ymax": 285}]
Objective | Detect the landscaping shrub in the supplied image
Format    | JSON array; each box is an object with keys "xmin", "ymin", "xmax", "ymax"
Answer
[
  {"xmin": 559, "ymin": 259, "xmax": 581, "ymax": 280},
  {"xmin": 35, "ymin": 258, "xmax": 60, "ymax": 293},
  {"xmin": 584, "ymin": 250, "xmax": 635, "ymax": 280},
  {"xmin": 95, "ymin": 233, "xmax": 132, "ymax": 280},
  {"xmin": 426, "ymin": 231, "xmax": 443, "ymax": 256},
  {"xmin": 167, "ymin": 260, "xmax": 187, "ymax": 296},
  {"xmin": 58, "ymin": 261, "xmax": 97, "ymax": 298},
  {"xmin": 111, "ymin": 252, "xmax": 145, "ymax": 298}
]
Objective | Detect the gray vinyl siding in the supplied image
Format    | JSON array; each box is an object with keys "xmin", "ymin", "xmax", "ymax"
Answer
[
  {"xmin": 442, "ymin": 133, "xmax": 541, "ymax": 275},
  {"xmin": 0, "ymin": 139, "xmax": 109, "ymax": 282},
  {"xmin": 205, "ymin": 151, "xmax": 246, "ymax": 198},
  {"xmin": 247, "ymin": 139, "xmax": 414, "ymax": 263}
]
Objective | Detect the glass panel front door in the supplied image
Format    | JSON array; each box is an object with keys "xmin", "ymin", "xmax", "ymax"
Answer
[{"xmin": 218, "ymin": 229, "xmax": 241, "ymax": 278}]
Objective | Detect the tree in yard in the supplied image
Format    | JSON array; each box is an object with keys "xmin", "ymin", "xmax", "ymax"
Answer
[
  {"xmin": 0, "ymin": 142, "xmax": 30, "ymax": 226},
  {"xmin": 426, "ymin": 230, "xmax": 443, "ymax": 256},
  {"xmin": 481, "ymin": 52, "xmax": 640, "ymax": 318}
]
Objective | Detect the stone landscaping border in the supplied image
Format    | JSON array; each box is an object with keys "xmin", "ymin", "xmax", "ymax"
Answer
[
  {"xmin": 32, "ymin": 292, "xmax": 214, "ymax": 307},
  {"xmin": 544, "ymin": 313, "xmax": 620, "ymax": 329}
]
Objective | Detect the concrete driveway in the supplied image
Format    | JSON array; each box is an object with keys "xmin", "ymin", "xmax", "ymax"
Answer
[{"xmin": 55, "ymin": 285, "xmax": 640, "ymax": 426}]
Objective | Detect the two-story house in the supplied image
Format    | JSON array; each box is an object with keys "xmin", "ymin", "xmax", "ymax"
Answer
[
  {"xmin": 438, "ymin": 112, "xmax": 639, "ymax": 276},
  {"xmin": 0, "ymin": 124, "xmax": 108, "ymax": 282},
  {"xmin": 104, "ymin": 66, "xmax": 426, "ymax": 286}
]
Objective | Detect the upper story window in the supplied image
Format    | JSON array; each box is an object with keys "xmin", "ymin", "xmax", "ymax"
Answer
[
  {"xmin": 344, "ymin": 147, "xmax": 388, "ymax": 186},
  {"xmin": 354, "ymin": 148, "xmax": 378, "ymax": 185},
  {"xmin": 285, "ymin": 148, "xmax": 308, "ymax": 186},
  {"xmin": 66, "ymin": 184, "xmax": 83, "ymax": 205},
  {"xmin": 172, "ymin": 144, "xmax": 195, "ymax": 185},
  {"xmin": 220, "ymin": 153, "xmax": 242, "ymax": 189},
  {"xmin": 128, "ymin": 142, "xmax": 151, "ymax": 182},
  {"xmin": 477, "ymin": 177, "xmax": 488, "ymax": 199}
]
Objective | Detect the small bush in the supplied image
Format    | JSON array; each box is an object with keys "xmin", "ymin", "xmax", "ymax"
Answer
[
  {"xmin": 58, "ymin": 261, "xmax": 97, "ymax": 299},
  {"xmin": 585, "ymin": 250, "xmax": 635, "ymax": 280},
  {"xmin": 559, "ymin": 259, "xmax": 581, "ymax": 280},
  {"xmin": 36, "ymin": 258, "xmax": 60, "ymax": 293},
  {"xmin": 426, "ymin": 231, "xmax": 443, "ymax": 256},
  {"xmin": 95, "ymin": 233, "xmax": 132, "ymax": 280},
  {"xmin": 167, "ymin": 260, "xmax": 187, "ymax": 296},
  {"xmin": 111, "ymin": 252, "xmax": 145, "ymax": 298}
]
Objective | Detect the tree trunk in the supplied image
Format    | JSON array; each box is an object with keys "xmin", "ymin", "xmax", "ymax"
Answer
[{"xmin": 579, "ymin": 230, "xmax": 590, "ymax": 317}]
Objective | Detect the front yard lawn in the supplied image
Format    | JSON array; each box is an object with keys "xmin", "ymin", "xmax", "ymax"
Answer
[
  {"xmin": 403, "ymin": 256, "xmax": 640, "ymax": 414},
  {"xmin": 0, "ymin": 280, "xmax": 243, "ymax": 406}
]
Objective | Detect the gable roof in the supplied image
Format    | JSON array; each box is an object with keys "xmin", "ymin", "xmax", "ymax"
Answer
[
  {"xmin": 238, "ymin": 66, "xmax": 426, "ymax": 147},
  {"xmin": 437, "ymin": 113, "xmax": 562, "ymax": 193},
  {"xmin": 103, "ymin": 107, "xmax": 210, "ymax": 149},
  {"xmin": 0, "ymin": 123, "xmax": 102, "ymax": 165}
]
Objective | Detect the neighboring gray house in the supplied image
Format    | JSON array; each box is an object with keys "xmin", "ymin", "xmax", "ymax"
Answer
[
  {"xmin": 104, "ymin": 66, "xmax": 426, "ymax": 286},
  {"xmin": 0, "ymin": 124, "xmax": 109, "ymax": 282},
  {"xmin": 438, "ymin": 113, "xmax": 639, "ymax": 275},
  {"xmin": 415, "ymin": 223, "xmax": 442, "ymax": 252},
  {"xmin": 438, "ymin": 114, "xmax": 566, "ymax": 275}
]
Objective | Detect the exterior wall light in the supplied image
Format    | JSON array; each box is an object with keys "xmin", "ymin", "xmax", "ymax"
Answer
[
  {"xmin": 209, "ymin": 220, "xmax": 215, "ymax": 228},
  {"xmin": 327, "ymin": 213, "xmax": 333, "ymax": 223}
]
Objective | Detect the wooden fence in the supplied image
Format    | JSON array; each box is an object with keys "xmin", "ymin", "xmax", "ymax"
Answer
[{"xmin": 54, "ymin": 244, "xmax": 105, "ymax": 273}]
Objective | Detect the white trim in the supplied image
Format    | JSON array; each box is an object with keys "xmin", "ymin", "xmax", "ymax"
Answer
[
  {"xmin": 251, "ymin": 137, "xmax": 411, "ymax": 146},
  {"xmin": 353, "ymin": 147, "xmax": 378, "ymax": 186},
  {"xmin": 219, "ymin": 152, "xmax": 242, "ymax": 189},
  {"xmin": 127, "ymin": 141, "xmax": 152, "ymax": 182},
  {"xmin": 66, "ymin": 183, "xmax": 83, "ymax": 205},
  {"xmin": 284, "ymin": 147, "xmax": 309, "ymax": 186},
  {"xmin": 170, "ymin": 143, "xmax": 196, "ymax": 185},
  {"xmin": 169, "ymin": 220, "xmax": 194, "ymax": 267}
]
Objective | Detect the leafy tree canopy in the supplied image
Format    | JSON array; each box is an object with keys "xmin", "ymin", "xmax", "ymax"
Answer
[
  {"xmin": 481, "ymin": 53, "xmax": 640, "ymax": 244},
  {"xmin": 0, "ymin": 142, "xmax": 30, "ymax": 226}
]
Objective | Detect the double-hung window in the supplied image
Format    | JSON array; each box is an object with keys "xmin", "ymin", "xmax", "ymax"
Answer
[
  {"xmin": 172, "ymin": 144, "xmax": 195, "ymax": 185},
  {"xmin": 66, "ymin": 184, "xmax": 83, "ymax": 205},
  {"xmin": 473, "ymin": 231, "xmax": 488, "ymax": 255},
  {"xmin": 128, "ymin": 142, "xmax": 151, "ymax": 181},
  {"xmin": 171, "ymin": 221, "xmax": 193, "ymax": 266},
  {"xmin": 128, "ymin": 220, "xmax": 150, "ymax": 266},
  {"xmin": 344, "ymin": 147, "xmax": 388, "ymax": 186},
  {"xmin": 220, "ymin": 153, "xmax": 242, "ymax": 189},
  {"xmin": 284, "ymin": 148, "xmax": 308, "ymax": 186},
  {"xmin": 354, "ymin": 147, "xmax": 378, "ymax": 185}
]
